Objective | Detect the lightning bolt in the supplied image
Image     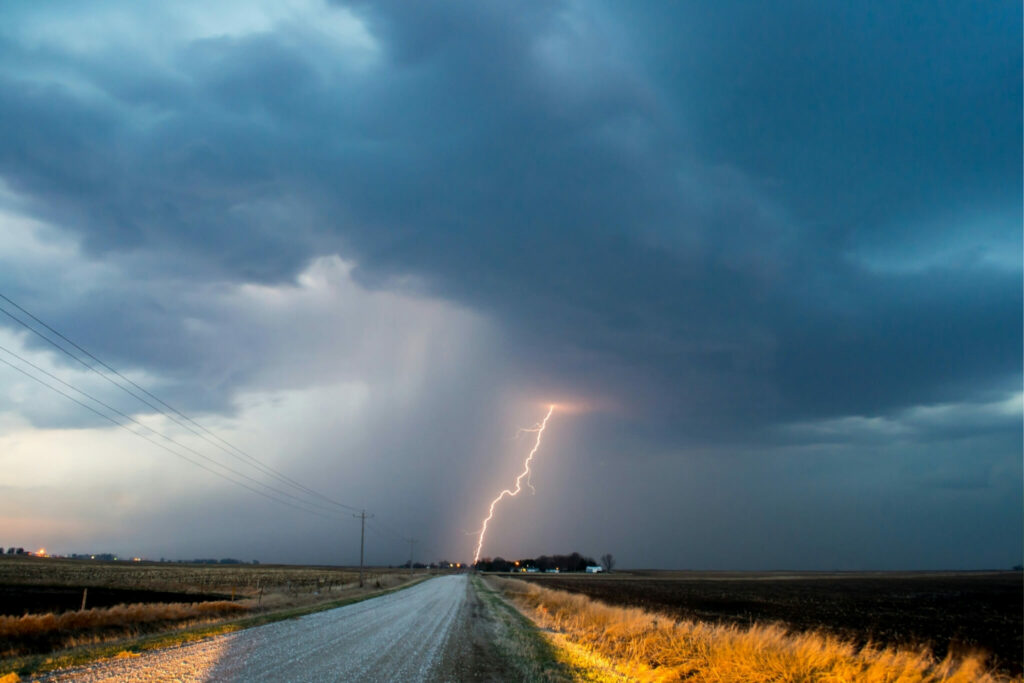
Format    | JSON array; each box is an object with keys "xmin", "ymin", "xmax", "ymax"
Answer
[{"xmin": 473, "ymin": 405, "xmax": 555, "ymax": 564}]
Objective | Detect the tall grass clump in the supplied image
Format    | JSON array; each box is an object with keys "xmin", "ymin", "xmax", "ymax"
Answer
[{"xmin": 496, "ymin": 578, "xmax": 1019, "ymax": 683}]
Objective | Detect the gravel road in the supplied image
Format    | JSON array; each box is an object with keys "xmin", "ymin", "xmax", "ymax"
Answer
[{"xmin": 40, "ymin": 575, "xmax": 494, "ymax": 682}]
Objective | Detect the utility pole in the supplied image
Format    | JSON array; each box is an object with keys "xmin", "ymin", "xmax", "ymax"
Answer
[
  {"xmin": 353, "ymin": 510, "xmax": 373, "ymax": 587},
  {"xmin": 407, "ymin": 538, "xmax": 417, "ymax": 574}
]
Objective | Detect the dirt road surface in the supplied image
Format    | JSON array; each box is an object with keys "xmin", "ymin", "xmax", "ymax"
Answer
[{"xmin": 40, "ymin": 574, "xmax": 508, "ymax": 682}]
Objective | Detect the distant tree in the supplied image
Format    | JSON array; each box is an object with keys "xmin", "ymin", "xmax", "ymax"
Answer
[
  {"xmin": 568, "ymin": 552, "xmax": 583, "ymax": 571},
  {"xmin": 492, "ymin": 557, "xmax": 513, "ymax": 572},
  {"xmin": 473, "ymin": 557, "xmax": 515, "ymax": 572},
  {"xmin": 530, "ymin": 553, "xmax": 599, "ymax": 572},
  {"xmin": 556, "ymin": 552, "xmax": 595, "ymax": 572},
  {"xmin": 5, "ymin": 548, "xmax": 13, "ymax": 555},
  {"xmin": 601, "ymin": 553, "xmax": 616, "ymax": 572}
]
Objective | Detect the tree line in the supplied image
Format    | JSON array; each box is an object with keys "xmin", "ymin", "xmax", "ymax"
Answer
[{"xmin": 475, "ymin": 551, "xmax": 615, "ymax": 573}]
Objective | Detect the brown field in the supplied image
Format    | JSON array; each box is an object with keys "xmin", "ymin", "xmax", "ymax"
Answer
[
  {"xmin": 0, "ymin": 555, "xmax": 377, "ymax": 602},
  {"xmin": 0, "ymin": 555, "xmax": 422, "ymax": 661},
  {"xmin": 515, "ymin": 570, "xmax": 1023, "ymax": 676}
]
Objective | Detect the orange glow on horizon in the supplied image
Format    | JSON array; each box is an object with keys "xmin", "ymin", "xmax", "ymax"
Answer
[{"xmin": 473, "ymin": 404, "xmax": 555, "ymax": 564}]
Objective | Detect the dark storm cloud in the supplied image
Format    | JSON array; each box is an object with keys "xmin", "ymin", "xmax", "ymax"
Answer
[
  {"xmin": 2, "ymin": 0, "xmax": 1016, "ymax": 435},
  {"xmin": 623, "ymin": 2, "xmax": 1021, "ymax": 231}
]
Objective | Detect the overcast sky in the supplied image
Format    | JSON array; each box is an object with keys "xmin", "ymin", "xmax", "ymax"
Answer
[{"xmin": 0, "ymin": 1, "xmax": 1020, "ymax": 569}]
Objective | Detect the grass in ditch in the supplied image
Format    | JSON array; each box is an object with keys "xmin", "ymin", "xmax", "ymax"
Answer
[
  {"xmin": 2, "ymin": 577, "xmax": 428, "ymax": 678},
  {"xmin": 1, "ymin": 600, "xmax": 249, "ymax": 657},
  {"xmin": 495, "ymin": 577, "xmax": 1022, "ymax": 683},
  {"xmin": 474, "ymin": 575, "xmax": 593, "ymax": 682}
]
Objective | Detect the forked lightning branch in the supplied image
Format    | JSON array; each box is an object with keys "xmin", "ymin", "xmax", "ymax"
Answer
[{"xmin": 472, "ymin": 405, "xmax": 555, "ymax": 564}]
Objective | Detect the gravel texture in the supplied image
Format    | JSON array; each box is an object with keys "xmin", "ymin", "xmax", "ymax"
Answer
[{"xmin": 39, "ymin": 575, "xmax": 478, "ymax": 682}]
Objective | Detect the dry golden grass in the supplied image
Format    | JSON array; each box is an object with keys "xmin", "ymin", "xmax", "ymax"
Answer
[
  {"xmin": 495, "ymin": 578, "xmax": 1020, "ymax": 683},
  {"xmin": 0, "ymin": 601, "xmax": 248, "ymax": 657}
]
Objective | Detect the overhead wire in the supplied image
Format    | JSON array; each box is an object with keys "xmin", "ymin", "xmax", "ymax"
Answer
[
  {"xmin": 0, "ymin": 353, "xmax": 341, "ymax": 520},
  {"xmin": 364, "ymin": 519, "xmax": 438, "ymax": 566},
  {"xmin": 0, "ymin": 342, "xmax": 351, "ymax": 519},
  {"xmin": 0, "ymin": 292, "xmax": 361, "ymax": 513},
  {"xmin": 0, "ymin": 291, "xmax": 424, "ymax": 548},
  {"xmin": 365, "ymin": 518, "xmax": 409, "ymax": 543}
]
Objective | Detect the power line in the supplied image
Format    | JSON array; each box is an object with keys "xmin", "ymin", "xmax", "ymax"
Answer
[
  {"xmin": 0, "ymin": 353, "xmax": 342, "ymax": 520},
  {"xmin": 0, "ymin": 342, "xmax": 347, "ymax": 519},
  {"xmin": 364, "ymin": 519, "xmax": 438, "ymax": 567},
  {"xmin": 2, "ymin": 348, "xmax": 438, "ymax": 563},
  {"xmin": 0, "ymin": 292, "xmax": 432, "ymax": 560},
  {"xmin": 0, "ymin": 292, "xmax": 360, "ymax": 513}
]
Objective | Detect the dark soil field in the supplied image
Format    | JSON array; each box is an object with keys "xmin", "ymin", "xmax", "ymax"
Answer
[
  {"xmin": 517, "ymin": 571, "xmax": 1023, "ymax": 675},
  {"xmin": 0, "ymin": 585, "xmax": 231, "ymax": 616}
]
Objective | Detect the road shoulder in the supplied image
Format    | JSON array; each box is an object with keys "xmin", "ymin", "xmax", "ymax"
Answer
[{"xmin": 442, "ymin": 575, "xmax": 583, "ymax": 682}]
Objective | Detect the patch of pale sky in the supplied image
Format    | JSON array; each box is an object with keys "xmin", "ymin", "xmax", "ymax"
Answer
[
  {"xmin": 0, "ymin": 184, "xmax": 123, "ymax": 306},
  {"xmin": 7, "ymin": 0, "xmax": 379, "ymax": 69},
  {"xmin": 531, "ymin": 1, "xmax": 632, "ymax": 99},
  {"xmin": 220, "ymin": 380, "xmax": 373, "ymax": 470},
  {"xmin": 0, "ymin": 327, "xmax": 163, "ymax": 426},
  {"xmin": 0, "ymin": 380, "xmax": 371, "ymax": 551},
  {"xmin": 902, "ymin": 391, "xmax": 1023, "ymax": 426},
  {"xmin": 209, "ymin": 255, "xmax": 488, "ymax": 395},
  {"xmin": 849, "ymin": 209, "xmax": 1022, "ymax": 275},
  {"xmin": 781, "ymin": 391, "xmax": 1023, "ymax": 444}
]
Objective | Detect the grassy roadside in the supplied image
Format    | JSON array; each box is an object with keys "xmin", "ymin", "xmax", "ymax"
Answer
[
  {"xmin": 3, "ymin": 575, "xmax": 430, "ymax": 679},
  {"xmin": 473, "ymin": 574, "xmax": 589, "ymax": 682}
]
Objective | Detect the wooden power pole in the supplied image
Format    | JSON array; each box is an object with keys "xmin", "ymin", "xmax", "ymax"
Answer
[
  {"xmin": 354, "ymin": 510, "xmax": 373, "ymax": 587},
  {"xmin": 407, "ymin": 538, "xmax": 417, "ymax": 574}
]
